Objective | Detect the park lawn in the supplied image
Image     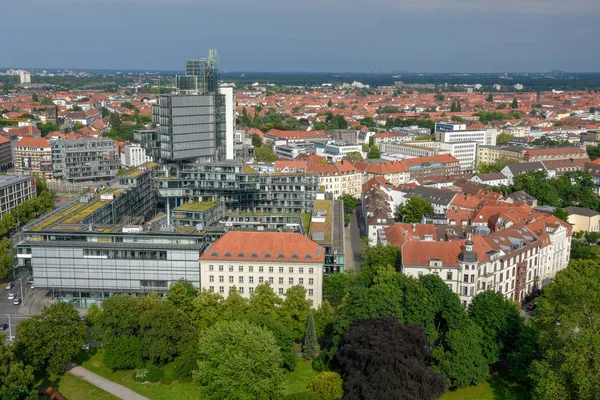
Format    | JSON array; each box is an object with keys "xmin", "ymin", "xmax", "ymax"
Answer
[
  {"xmin": 36, "ymin": 372, "xmax": 118, "ymax": 400},
  {"xmin": 80, "ymin": 349, "xmax": 203, "ymax": 400},
  {"xmin": 441, "ymin": 370, "xmax": 528, "ymax": 400},
  {"xmin": 283, "ymin": 357, "xmax": 317, "ymax": 395}
]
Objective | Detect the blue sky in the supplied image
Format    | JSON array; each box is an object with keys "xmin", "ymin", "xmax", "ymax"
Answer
[{"xmin": 3, "ymin": 0, "xmax": 600, "ymax": 72}]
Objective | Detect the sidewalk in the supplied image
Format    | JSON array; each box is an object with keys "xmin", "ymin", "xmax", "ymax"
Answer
[{"xmin": 69, "ymin": 365, "xmax": 149, "ymax": 400}]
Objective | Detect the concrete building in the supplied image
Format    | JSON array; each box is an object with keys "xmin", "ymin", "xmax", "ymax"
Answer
[
  {"xmin": 354, "ymin": 160, "xmax": 411, "ymax": 186},
  {"xmin": 0, "ymin": 175, "xmax": 36, "ymax": 219},
  {"xmin": 477, "ymin": 145, "xmax": 527, "ymax": 166},
  {"xmin": 501, "ymin": 162, "xmax": 547, "ymax": 185},
  {"xmin": 219, "ymin": 87, "xmax": 236, "ymax": 159},
  {"xmin": 392, "ymin": 126, "xmax": 431, "ymax": 136},
  {"xmin": 121, "ymin": 142, "xmax": 152, "ymax": 167},
  {"xmin": 435, "ymin": 122, "xmax": 467, "ymax": 132},
  {"xmin": 51, "ymin": 138, "xmax": 120, "ymax": 182},
  {"xmin": 308, "ymin": 197, "xmax": 346, "ymax": 273},
  {"xmin": 0, "ymin": 135, "xmax": 13, "ymax": 172},
  {"xmin": 471, "ymin": 172, "xmax": 509, "ymax": 187},
  {"xmin": 19, "ymin": 70, "xmax": 31, "ymax": 84},
  {"xmin": 380, "ymin": 142, "xmax": 444, "ymax": 158},
  {"xmin": 14, "ymin": 137, "xmax": 52, "ymax": 179},
  {"xmin": 565, "ymin": 206, "xmax": 600, "ymax": 232},
  {"xmin": 315, "ymin": 141, "xmax": 363, "ymax": 163},
  {"xmin": 438, "ymin": 129, "xmax": 496, "ymax": 146},
  {"xmin": 439, "ymin": 141, "xmax": 477, "ymax": 172},
  {"xmin": 199, "ymin": 231, "xmax": 324, "ymax": 307},
  {"xmin": 308, "ymin": 161, "xmax": 362, "ymax": 199}
]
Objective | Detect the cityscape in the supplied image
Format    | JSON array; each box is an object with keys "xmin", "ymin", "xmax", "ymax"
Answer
[{"xmin": 1, "ymin": 7, "xmax": 600, "ymax": 399}]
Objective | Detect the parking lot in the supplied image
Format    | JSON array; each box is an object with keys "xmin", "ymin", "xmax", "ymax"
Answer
[{"xmin": 0, "ymin": 273, "xmax": 56, "ymax": 340}]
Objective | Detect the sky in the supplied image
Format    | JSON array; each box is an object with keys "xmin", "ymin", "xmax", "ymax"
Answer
[{"xmin": 2, "ymin": 0, "xmax": 600, "ymax": 73}]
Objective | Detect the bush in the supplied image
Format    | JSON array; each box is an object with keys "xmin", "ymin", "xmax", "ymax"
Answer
[
  {"xmin": 145, "ymin": 363, "xmax": 164, "ymax": 383},
  {"xmin": 282, "ymin": 347, "xmax": 298, "ymax": 371},
  {"xmin": 133, "ymin": 368, "xmax": 148, "ymax": 383},
  {"xmin": 171, "ymin": 345, "xmax": 198, "ymax": 381},
  {"xmin": 104, "ymin": 336, "xmax": 143, "ymax": 371},
  {"xmin": 283, "ymin": 392, "xmax": 323, "ymax": 400},
  {"xmin": 312, "ymin": 353, "xmax": 329, "ymax": 372},
  {"xmin": 308, "ymin": 372, "xmax": 344, "ymax": 400}
]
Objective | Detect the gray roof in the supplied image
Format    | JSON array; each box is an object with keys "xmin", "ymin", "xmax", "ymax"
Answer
[
  {"xmin": 505, "ymin": 191, "xmax": 536, "ymax": 202},
  {"xmin": 564, "ymin": 206, "xmax": 600, "ymax": 218},
  {"xmin": 476, "ymin": 172, "xmax": 506, "ymax": 181},
  {"xmin": 0, "ymin": 175, "xmax": 33, "ymax": 189},
  {"xmin": 506, "ymin": 162, "xmax": 546, "ymax": 175},
  {"xmin": 407, "ymin": 186, "xmax": 456, "ymax": 206}
]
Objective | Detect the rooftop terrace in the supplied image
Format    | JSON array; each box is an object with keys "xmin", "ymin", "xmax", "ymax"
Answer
[{"xmin": 175, "ymin": 201, "xmax": 219, "ymax": 212}]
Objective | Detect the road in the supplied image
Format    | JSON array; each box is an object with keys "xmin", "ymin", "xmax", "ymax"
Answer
[
  {"xmin": 344, "ymin": 206, "xmax": 365, "ymax": 271},
  {"xmin": 0, "ymin": 272, "xmax": 43, "ymax": 340}
]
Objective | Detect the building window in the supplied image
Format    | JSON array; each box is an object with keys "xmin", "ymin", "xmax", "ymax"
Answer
[
  {"xmin": 249, "ymin": 266, "xmax": 253, "ymax": 272},
  {"xmin": 299, "ymin": 267, "xmax": 304, "ymax": 274},
  {"xmin": 209, "ymin": 265, "xmax": 214, "ymax": 271},
  {"xmin": 279, "ymin": 277, "xmax": 284, "ymax": 284},
  {"xmin": 229, "ymin": 265, "xmax": 233, "ymax": 272},
  {"xmin": 279, "ymin": 267, "xmax": 284, "ymax": 273},
  {"xmin": 463, "ymin": 287, "xmax": 468, "ymax": 296},
  {"xmin": 239, "ymin": 287, "xmax": 244, "ymax": 294},
  {"xmin": 470, "ymin": 274, "xmax": 475, "ymax": 283},
  {"xmin": 310, "ymin": 300, "xmax": 313, "ymax": 306},
  {"xmin": 269, "ymin": 266, "xmax": 273, "ymax": 273},
  {"xmin": 249, "ymin": 276, "xmax": 254, "ymax": 284},
  {"xmin": 470, "ymin": 287, "xmax": 474, "ymax": 296},
  {"xmin": 299, "ymin": 278, "xmax": 304, "ymax": 285},
  {"xmin": 289, "ymin": 278, "xmax": 293, "ymax": 285},
  {"xmin": 219, "ymin": 265, "xmax": 223, "ymax": 272},
  {"xmin": 309, "ymin": 268, "xmax": 314, "ymax": 274},
  {"xmin": 229, "ymin": 276, "xmax": 234, "ymax": 283},
  {"xmin": 238, "ymin": 266, "xmax": 243, "ymax": 272},
  {"xmin": 209, "ymin": 275, "xmax": 214, "ymax": 282},
  {"xmin": 219, "ymin": 276, "xmax": 224, "ymax": 283},
  {"xmin": 446, "ymin": 272, "xmax": 452, "ymax": 281},
  {"xmin": 500, "ymin": 272, "xmax": 503, "ymax": 282},
  {"xmin": 289, "ymin": 267, "xmax": 294, "ymax": 273},
  {"xmin": 239, "ymin": 276, "xmax": 244, "ymax": 284},
  {"xmin": 279, "ymin": 288, "xmax": 284, "ymax": 295},
  {"xmin": 209, "ymin": 286, "xmax": 214, "ymax": 292},
  {"xmin": 219, "ymin": 286, "xmax": 224, "ymax": 294},
  {"xmin": 259, "ymin": 277, "xmax": 264, "ymax": 284},
  {"xmin": 249, "ymin": 287, "xmax": 254, "ymax": 294},
  {"xmin": 463, "ymin": 275, "xmax": 469, "ymax": 283},
  {"xmin": 309, "ymin": 278, "xmax": 314, "ymax": 285},
  {"xmin": 269, "ymin": 277, "xmax": 274, "ymax": 284},
  {"xmin": 308, "ymin": 289, "xmax": 313, "ymax": 296},
  {"xmin": 259, "ymin": 266, "xmax": 264, "ymax": 272}
]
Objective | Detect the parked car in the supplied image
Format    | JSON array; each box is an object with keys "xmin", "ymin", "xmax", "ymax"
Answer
[
  {"xmin": 0, "ymin": 324, "xmax": 7, "ymax": 331},
  {"xmin": 31, "ymin": 284, "xmax": 35, "ymax": 289},
  {"xmin": 7, "ymin": 293, "xmax": 15, "ymax": 300},
  {"xmin": 4, "ymin": 282, "xmax": 13, "ymax": 290},
  {"xmin": 26, "ymin": 279, "xmax": 33, "ymax": 285},
  {"xmin": 527, "ymin": 303, "xmax": 537, "ymax": 311},
  {"xmin": 13, "ymin": 298, "xmax": 21, "ymax": 305}
]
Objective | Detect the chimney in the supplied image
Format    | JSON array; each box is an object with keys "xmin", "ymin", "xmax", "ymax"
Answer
[{"xmin": 412, "ymin": 223, "xmax": 416, "ymax": 232}]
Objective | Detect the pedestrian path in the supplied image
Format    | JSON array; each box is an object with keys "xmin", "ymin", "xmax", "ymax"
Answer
[{"xmin": 69, "ymin": 365, "xmax": 149, "ymax": 400}]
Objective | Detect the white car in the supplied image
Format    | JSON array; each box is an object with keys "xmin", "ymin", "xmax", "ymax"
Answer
[
  {"xmin": 7, "ymin": 293, "xmax": 15, "ymax": 300},
  {"xmin": 13, "ymin": 298, "xmax": 21, "ymax": 305},
  {"xmin": 31, "ymin": 284, "xmax": 35, "ymax": 289},
  {"xmin": 4, "ymin": 282, "xmax": 13, "ymax": 290}
]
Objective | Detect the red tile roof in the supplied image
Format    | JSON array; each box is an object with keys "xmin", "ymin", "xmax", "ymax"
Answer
[
  {"xmin": 16, "ymin": 137, "xmax": 50, "ymax": 148},
  {"xmin": 200, "ymin": 231, "xmax": 324, "ymax": 263}
]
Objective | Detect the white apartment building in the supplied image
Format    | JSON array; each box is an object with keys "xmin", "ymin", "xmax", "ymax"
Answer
[
  {"xmin": 121, "ymin": 143, "xmax": 152, "ymax": 167},
  {"xmin": 315, "ymin": 141, "xmax": 363, "ymax": 163},
  {"xmin": 309, "ymin": 161, "xmax": 362, "ymax": 199},
  {"xmin": 379, "ymin": 142, "xmax": 445, "ymax": 158},
  {"xmin": 0, "ymin": 175, "xmax": 36, "ymax": 219},
  {"xmin": 199, "ymin": 231, "xmax": 324, "ymax": 307},
  {"xmin": 440, "ymin": 141, "xmax": 477, "ymax": 172},
  {"xmin": 19, "ymin": 70, "xmax": 31, "ymax": 84},
  {"xmin": 438, "ymin": 130, "xmax": 496, "ymax": 146}
]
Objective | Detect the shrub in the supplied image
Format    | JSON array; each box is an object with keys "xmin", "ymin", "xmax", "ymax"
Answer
[
  {"xmin": 308, "ymin": 372, "xmax": 344, "ymax": 400},
  {"xmin": 282, "ymin": 348, "xmax": 298, "ymax": 371},
  {"xmin": 134, "ymin": 368, "xmax": 148, "ymax": 383},
  {"xmin": 283, "ymin": 392, "xmax": 323, "ymax": 400},
  {"xmin": 104, "ymin": 336, "xmax": 143, "ymax": 371},
  {"xmin": 145, "ymin": 363, "xmax": 164, "ymax": 383},
  {"xmin": 312, "ymin": 353, "xmax": 328, "ymax": 372}
]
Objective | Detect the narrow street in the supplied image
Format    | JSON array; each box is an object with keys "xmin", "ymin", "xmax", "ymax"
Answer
[{"xmin": 344, "ymin": 207, "xmax": 364, "ymax": 271}]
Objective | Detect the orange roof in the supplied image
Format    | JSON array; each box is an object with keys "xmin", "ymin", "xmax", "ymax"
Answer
[
  {"xmin": 0, "ymin": 135, "xmax": 10, "ymax": 145},
  {"xmin": 200, "ymin": 231, "xmax": 324, "ymax": 263},
  {"xmin": 16, "ymin": 137, "xmax": 50, "ymax": 148},
  {"xmin": 383, "ymin": 223, "xmax": 437, "ymax": 248},
  {"xmin": 403, "ymin": 154, "xmax": 460, "ymax": 166}
]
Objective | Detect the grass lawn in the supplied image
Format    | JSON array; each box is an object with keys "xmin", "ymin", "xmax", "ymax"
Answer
[
  {"xmin": 283, "ymin": 357, "xmax": 317, "ymax": 395},
  {"xmin": 36, "ymin": 372, "xmax": 118, "ymax": 400},
  {"xmin": 79, "ymin": 349, "xmax": 203, "ymax": 400},
  {"xmin": 441, "ymin": 370, "xmax": 528, "ymax": 400}
]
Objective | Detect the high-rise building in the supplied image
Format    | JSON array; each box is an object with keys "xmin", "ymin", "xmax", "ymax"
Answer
[
  {"xmin": 152, "ymin": 50, "xmax": 229, "ymax": 162},
  {"xmin": 19, "ymin": 70, "xmax": 31, "ymax": 84}
]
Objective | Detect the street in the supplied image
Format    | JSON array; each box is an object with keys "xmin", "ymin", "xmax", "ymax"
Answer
[{"xmin": 344, "ymin": 206, "xmax": 365, "ymax": 271}]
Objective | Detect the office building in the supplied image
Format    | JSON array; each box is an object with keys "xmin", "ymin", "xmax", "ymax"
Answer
[
  {"xmin": 19, "ymin": 70, "xmax": 31, "ymax": 84},
  {"xmin": 435, "ymin": 122, "xmax": 467, "ymax": 132},
  {"xmin": 121, "ymin": 142, "xmax": 152, "ymax": 167},
  {"xmin": 51, "ymin": 138, "xmax": 120, "ymax": 182},
  {"xmin": 0, "ymin": 135, "xmax": 13, "ymax": 172},
  {"xmin": 199, "ymin": 231, "xmax": 325, "ymax": 307},
  {"xmin": 14, "ymin": 137, "xmax": 52, "ymax": 179},
  {"xmin": 439, "ymin": 141, "xmax": 478, "ymax": 172},
  {"xmin": 0, "ymin": 175, "xmax": 36, "ymax": 219},
  {"xmin": 314, "ymin": 141, "xmax": 363, "ymax": 163},
  {"xmin": 438, "ymin": 130, "xmax": 496, "ymax": 146}
]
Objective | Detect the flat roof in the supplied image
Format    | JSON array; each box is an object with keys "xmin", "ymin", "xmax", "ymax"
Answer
[
  {"xmin": 175, "ymin": 201, "xmax": 219, "ymax": 212},
  {"xmin": 0, "ymin": 174, "xmax": 32, "ymax": 189}
]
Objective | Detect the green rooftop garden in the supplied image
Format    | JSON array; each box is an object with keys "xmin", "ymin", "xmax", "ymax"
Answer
[{"xmin": 175, "ymin": 201, "xmax": 219, "ymax": 212}]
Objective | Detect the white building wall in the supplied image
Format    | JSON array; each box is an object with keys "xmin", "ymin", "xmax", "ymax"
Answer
[
  {"xmin": 200, "ymin": 260, "xmax": 323, "ymax": 307},
  {"xmin": 219, "ymin": 87, "xmax": 236, "ymax": 160}
]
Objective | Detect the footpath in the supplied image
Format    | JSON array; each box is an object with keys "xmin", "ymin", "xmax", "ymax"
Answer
[{"xmin": 68, "ymin": 365, "xmax": 149, "ymax": 400}]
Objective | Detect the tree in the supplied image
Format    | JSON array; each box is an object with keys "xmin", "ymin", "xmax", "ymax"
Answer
[
  {"xmin": 40, "ymin": 96, "xmax": 53, "ymax": 106},
  {"xmin": 344, "ymin": 151, "xmax": 363, "ymax": 162},
  {"xmin": 511, "ymin": 97, "xmax": 519, "ymax": 108},
  {"xmin": 103, "ymin": 335, "xmax": 143, "ymax": 370},
  {"xmin": 584, "ymin": 231, "xmax": 600, "ymax": 244},
  {"xmin": 468, "ymin": 291, "xmax": 523, "ymax": 364},
  {"xmin": 486, "ymin": 93, "xmax": 493, "ymax": 102},
  {"xmin": 360, "ymin": 244, "xmax": 400, "ymax": 284},
  {"xmin": 496, "ymin": 132, "xmax": 515, "ymax": 144},
  {"xmin": 303, "ymin": 312, "xmax": 318, "ymax": 360},
  {"xmin": 109, "ymin": 113, "xmax": 121, "ymax": 131},
  {"xmin": 14, "ymin": 302, "xmax": 87, "ymax": 375},
  {"xmin": 570, "ymin": 240, "xmax": 595, "ymax": 260},
  {"xmin": 254, "ymin": 145, "xmax": 278, "ymax": 162},
  {"xmin": 251, "ymin": 133, "xmax": 262, "ymax": 148},
  {"xmin": 71, "ymin": 105, "xmax": 83, "ymax": 111},
  {"xmin": 528, "ymin": 260, "xmax": 600, "ymax": 399},
  {"xmin": 248, "ymin": 283, "xmax": 281, "ymax": 319},
  {"xmin": 395, "ymin": 197, "xmax": 434, "ymax": 223},
  {"xmin": 366, "ymin": 145, "xmax": 380, "ymax": 159},
  {"xmin": 282, "ymin": 286, "xmax": 311, "ymax": 338},
  {"xmin": 222, "ymin": 286, "xmax": 249, "ymax": 321},
  {"xmin": 190, "ymin": 290, "xmax": 224, "ymax": 331},
  {"xmin": 552, "ymin": 208, "xmax": 569, "ymax": 223},
  {"xmin": 314, "ymin": 300, "xmax": 335, "ymax": 338},
  {"xmin": 336, "ymin": 317, "xmax": 446, "ymax": 400},
  {"xmin": 72, "ymin": 122, "xmax": 85, "ymax": 131},
  {"xmin": 327, "ymin": 99, "xmax": 333, "ymax": 107},
  {"xmin": 0, "ymin": 337, "xmax": 36, "ymax": 400},
  {"xmin": 37, "ymin": 122, "xmax": 58, "ymax": 137},
  {"xmin": 338, "ymin": 194, "xmax": 358, "ymax": 213},
  {"xmin": 31, "ymin": 93, "xmax": 39, "ymax": 103},
  {"xmin": 308, "ymin": 372, "xmax": 343, "ymax": 400},
  {"xmin": 196, "ymin": 320, "xmax": 284, "ymax": 400},
  {"xmin": 166, "ymin": 279, "xmax": 197, "ymax": 315}
]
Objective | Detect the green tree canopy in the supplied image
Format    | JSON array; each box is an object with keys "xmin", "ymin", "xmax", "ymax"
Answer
[
  {"xmin": 395, "ymin": 197, "xmax": 434, "ymax": 223},
  {"xmin": 196, "ymin": 320, "xmax": 284, "ymax": 400},
  {"xmin": 303, "ymin": 311, "xmax": 318, "ymax": 360},
  {"xmin": 0, "ymin": 336, "xmax": 36, "ymax": 400},
  {"xmin": 308, "ymin": 372, "xmax": 344, "ymax": 400}
]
